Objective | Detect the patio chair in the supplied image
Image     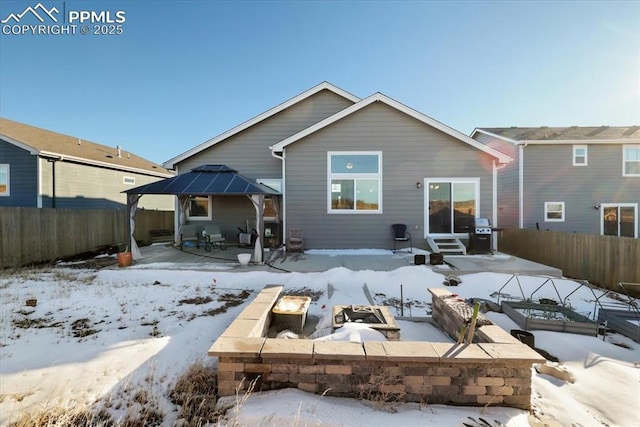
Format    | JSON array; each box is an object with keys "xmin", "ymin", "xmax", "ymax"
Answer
[
  {"xmin": 288, "ymin": 228, "xmax": 304, "ymax": 252},
  {"xmin": 392, "ymin": 223, "xmax": 412, "ymax": 253},
  {"xmin": 179, "ymin": 224, "xmax": 199, "ymax": 250},
  {"xmin": 201, "ymin": 225, "xmax": 227, "ymax": 251}
]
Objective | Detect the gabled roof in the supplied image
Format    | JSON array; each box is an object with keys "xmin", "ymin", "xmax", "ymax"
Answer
[
  {"xmin": 124, "ymin": 165, "xmax": 280, "ymax": 196},
  {"xmin": 163, "ymin": 82, "xmax": 361, "ymax": 169},
  {"xmin": 0, "ymin": 118, "xmax": 173, "ymax": 177},
  {"xmin": 270, "ymin": 93, "xmax": 513, "ymax": 164},
  {"xmin": 472, "ymin": 126, "xmax": 640, "ymax": 145}
]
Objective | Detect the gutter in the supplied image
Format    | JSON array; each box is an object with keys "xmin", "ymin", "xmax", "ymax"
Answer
[{"xmin": 38, "ymin": 150, "xmax": 173, "ymax": 178}]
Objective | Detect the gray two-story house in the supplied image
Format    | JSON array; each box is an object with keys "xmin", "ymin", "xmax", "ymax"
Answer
[
  {"xmin": 471, "ymin": 126, "xmax": 640, "ymax": 238},
  {"xmin": 0, "ymin": 118, "xmax": 174, "ymax": 210},
  {"xmin": 161, "ymin": 82, "xmax": 511, "ymax": 251}
]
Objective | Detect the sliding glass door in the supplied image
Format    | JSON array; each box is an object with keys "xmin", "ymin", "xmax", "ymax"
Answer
[
  {"xmin": 602, "ymin": 204, "xmax": 637, "ymax": 238},
  {"xmin": 426, "ymin": 179, "xmax": 478, "ymax": 235}
]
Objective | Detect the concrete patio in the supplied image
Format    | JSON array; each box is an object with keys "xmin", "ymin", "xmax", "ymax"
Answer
[{"xmin": 127, "ymin": 243, "xmax": 563, "ymax": 277}]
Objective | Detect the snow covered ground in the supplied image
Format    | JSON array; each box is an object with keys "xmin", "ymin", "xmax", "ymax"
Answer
[{"xmin": 1, "ymin": 251, "xmax": 638, "ymax": 426}]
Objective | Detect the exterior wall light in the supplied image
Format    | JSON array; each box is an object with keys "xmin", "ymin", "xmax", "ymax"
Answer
[{"xmin": 416, "ymin": 182, "xmax": 422, "ymax": 188}]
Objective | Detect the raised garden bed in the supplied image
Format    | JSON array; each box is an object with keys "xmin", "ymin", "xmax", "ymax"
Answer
[
  {"xmin": 597, "ymin": 309, "xmax": 640, "ymax": 343},
  {"xmin": 502, "ymin": 301, "xmax": 598, "ymax": 336}
]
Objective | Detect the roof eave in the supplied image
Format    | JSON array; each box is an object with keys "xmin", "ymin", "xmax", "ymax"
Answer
[
  {"xmin": 272, "ymin": 94, "xmax": 513, "ymax": 164},
  {"xmin": 1, "ymin": 134, "xmax": 40, "ymax": 154},
  {"xmin": 519, "ymin": 139, "xmax": 640, "ymax": 145},
  {"xmin": 38, "ymin": 150, "xmax": 174, "ymax": 178},
  {"xmin": 163, "ymin": 82, "xmax": 361, "ymax": 169}
]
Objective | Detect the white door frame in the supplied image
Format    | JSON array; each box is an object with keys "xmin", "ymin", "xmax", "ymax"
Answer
[{"xmin": 423, "ymin": 178, "xmax": 480, "ymax": 238}]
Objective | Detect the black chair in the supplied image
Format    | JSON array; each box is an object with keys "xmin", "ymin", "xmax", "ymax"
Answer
[{"xmin": 392, "ymin": 224, "xmax": 412, "ymax": 253}]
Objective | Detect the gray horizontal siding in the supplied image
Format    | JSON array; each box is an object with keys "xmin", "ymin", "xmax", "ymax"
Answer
[
  {"xmin": 39, "ymin": 159, "xmax": 174, "ymax": 210},
  {"xmin": 472, "ymin": 133, "xmax": 519, "ymax": 228},
  {"xmin": 177, "ymin": 90, "xmax": 354, "ymax": 181},
  {"xmin": 523, "ymin": 144, "xmax": 640, "ymax": 234},
  {"xmin": 285, "ymin": 102, "xmax": 496, "ymax": 249}
]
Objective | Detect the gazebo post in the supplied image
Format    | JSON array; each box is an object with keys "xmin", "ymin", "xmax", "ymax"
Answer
[{"xmin": 249, "ymin": 194, "xmax": 265, "ymax": 263}]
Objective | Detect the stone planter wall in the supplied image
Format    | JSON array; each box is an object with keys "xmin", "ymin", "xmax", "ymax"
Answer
[{"xmin": 209, "ymin": 286, "xmax": 545, "ymax": 409}]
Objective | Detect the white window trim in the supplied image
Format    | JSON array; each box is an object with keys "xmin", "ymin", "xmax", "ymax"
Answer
[
  {"xmin": 327, "ymin": 151, "xmax": 382, "ymax": 214},
  {"xmin": 544, "ymin": 201, "xmax": 565, "ymax": 222},
  {"xmin": 187, "ymin": 195, "xmax": 213, "ymax": 221},
  {"xmin": 573, "ymin": 145, "xmax": 588, "ymax": 166},
  {"xmin": 0, "ymin": 164, "xmax": 9, "ymax": 197},
  {"xmin": 623, "ymin": 144, "xmax": 640, "ymax": 177}
]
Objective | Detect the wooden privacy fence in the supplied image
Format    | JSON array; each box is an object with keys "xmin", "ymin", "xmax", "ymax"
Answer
[
  {"xmin": 0, "ymin": 207, "xmax": 174, "ymax": 268},
  {"xmin": 498, "ymin": 228, "xmax": 640, "ymax": 294}
]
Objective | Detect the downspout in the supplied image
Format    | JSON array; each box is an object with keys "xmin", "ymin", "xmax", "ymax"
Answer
[
  {"xmin": 518, "ymin": 143, "xmax": 527, "ymax": 228},
  {"xmin": 270, "ymin": 148, "xmax": 286, "ymax": 248},
  {"xmin": 45, "ymin": 155, "xmax": 62, "ymax": 208}
]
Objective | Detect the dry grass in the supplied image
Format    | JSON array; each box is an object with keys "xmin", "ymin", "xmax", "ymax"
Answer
[
  {"xmin": 169, "ymin": 361, "xmax": 221, "ymax": 426},
  {"xmin": 356, "ymin": 370, "xmax": 407, "ymax": 412},
  {"xmin": 5, "ymin": 361, "xmax": 223, "ymax": 427},
  {"xmin": 7, "ymin": 406, "xmax": 113, "ymax": 427}
]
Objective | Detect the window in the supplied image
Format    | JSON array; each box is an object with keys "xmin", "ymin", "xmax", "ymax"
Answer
[
  {"xmin": 123, "ymin": 176, "xmax": 136, "ymax": 185},
  {"xmin": 573, "ymin": 145, "xmax": 588, "ymax": 166},
  {"xmin": 623, "ymin": 145, "xmax": 640, "ymax": 176},
  {"xmin": 187, "ymin": 196, "xmax": 212, "ymax": 220},
  {"xmin": 328, "ymin": 152, "xmax": 382, "ymax": 213},
  {"xmin": 0, "ymin": 164, "xmax": 8, "ymax": 196},
  {"xmin": 544, "ymin": 202, "xmax": 565, "ymax": 222},
  {"xmin": 256, "ymin": 178, "xmax": 282, "ymax": 193}
]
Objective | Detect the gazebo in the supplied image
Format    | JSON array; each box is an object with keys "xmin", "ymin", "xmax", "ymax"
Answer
[{"xmin": 123, "ymin": 165, "xmax": 280, "ymax": 263}]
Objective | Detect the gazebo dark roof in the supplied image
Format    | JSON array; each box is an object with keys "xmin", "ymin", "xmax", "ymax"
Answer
[{"xmin": 124, "ymin": 165, "xmax": 280, "ymax": 196}]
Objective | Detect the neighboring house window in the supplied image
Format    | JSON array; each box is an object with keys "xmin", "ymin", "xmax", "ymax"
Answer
[
  {"xmin": 256, "ymin": 178, "xmax": 282, "ymax": 193},
  {"xmin": 623, "ymin": 145, "xmax": 640, "ymax": 176},
  {"xmin": 328, "ymin": 152, "xmax": 382, "ymax": 213},
  {"xmin": 545, "ymin": 202, "xmax": 565, "ymax": 222},
  {"xmin": 123, "ymin": 176, "xmax": 136, "ymax": 185},
  {"xmin": 0, "ymin": 164, "xmax": 8, "ymax": 196},
  {"xmin": 187, "ymin": 196, "xmax": 212, "ymax": 220},
  {"xmin": 573, "ymin": 145, "xmax": 588, "ymax": 166}
]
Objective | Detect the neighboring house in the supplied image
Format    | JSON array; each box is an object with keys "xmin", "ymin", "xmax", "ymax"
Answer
[
  {"xmin": 162, "ymin": 82, "xmax": 511, "ymax": 252},
  {"xmin": 0, "ymin": 118, "xmax": 174, "ymax": 210},
  {"xmin": 471, "ymin": 126, "xmax": 640, "ymax": 238}
]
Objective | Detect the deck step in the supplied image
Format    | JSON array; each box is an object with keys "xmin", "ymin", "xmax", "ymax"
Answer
[{"xmin": 426, "ymin": 237, "xmax": 467, "ymax": 255}]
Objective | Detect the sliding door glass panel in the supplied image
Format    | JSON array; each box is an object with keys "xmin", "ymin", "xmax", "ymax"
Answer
[
  {"xmin": 429, "ymin": 182, "xmax": 451, "ymax": 233},
  {"xmin": 603, "ymin": 207, "xmax": 618, "ymax": 236},
  {"xmin": 453, "ymin": 182, "xmax": 476, "ymax": 233},
  {"xmin": 620, "ymin": 206, "xmax": 635, "ymax": 238}
]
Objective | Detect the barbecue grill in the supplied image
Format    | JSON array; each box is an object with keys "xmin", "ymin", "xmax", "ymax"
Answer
[{"xmin": 468, "ymin": 217, "xmax": 493, "ymax": 254}]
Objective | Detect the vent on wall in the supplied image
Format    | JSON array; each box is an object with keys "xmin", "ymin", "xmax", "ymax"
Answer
[{"xmin": 123, "ymin": 176, "xmax": 135, "ymax": 185}]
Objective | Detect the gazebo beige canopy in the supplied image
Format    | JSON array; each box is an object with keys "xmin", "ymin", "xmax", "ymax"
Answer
[{"xmin": 123, "ymin": 165, "xmax": 280, "ymax": 263}]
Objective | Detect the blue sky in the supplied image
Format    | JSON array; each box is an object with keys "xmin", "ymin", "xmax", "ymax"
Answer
[{"xmin": 1, "ymin": 0, "xmax": 639, "ymax": 165}]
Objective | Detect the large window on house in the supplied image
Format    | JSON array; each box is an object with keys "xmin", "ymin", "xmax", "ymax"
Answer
[
  {"xmin": 0, "ymin": 164, "xmax": 8, "ymax": 196},
  {"xmin": 544, "ymin": 202, "xmax": 565, "ymax": 222},
  {"xmin": 623, "ymin": 145, "xmax": 640, "ymax": 176},
  {"xmin": 573, "ymin": 145, "xmax": 588, "ymax": 166},
  {"xmin": 187, "ymin": 196, "xmax": 212, "ymax": 220},
  {"xmin": 328, "ymin": 152, "xmax": 382, "ymax": 213}
]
